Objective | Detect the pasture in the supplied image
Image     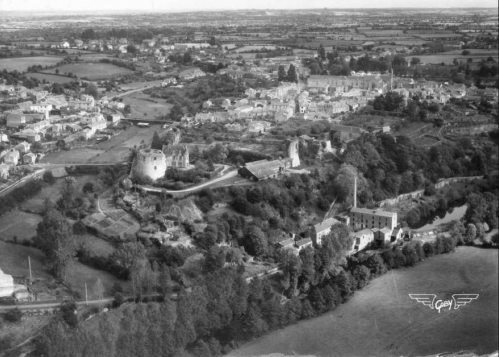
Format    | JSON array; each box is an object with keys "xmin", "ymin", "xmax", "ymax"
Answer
[
  {"xmin": 40, "ymin": 148, "xmax": 105, "ymax": 164},
  {"xmin": 122, "ymin": 92, "xmax": 173, "ymax": 119},
  {"xmin": 20, "ymin": 175, "xmax": 98, "ymax": 214},
  {"xmin": 229, "ymin": 247, "xmax": 498, "ymax": 357},
  {"xmin": 0, "ymin": 56, "xmax": 61, "ymax": 72},
  {"xmin": 0, "ymin": 240, "xmax": 130, "ymax": 298},
  {"xmin": 44, "ymin": 62, "xmax": 133, "ymax": 80},
  {"xmin": 233, "ymin": 45, "xmax": 279, "ymax": 53},
  {"xmin": 418, "ymin": 53, "xmax": 498, "ymax": 65},
  {"xmin": 89, "ymin": 125, "xmax": 160, "ymax": 163},
  {"xmin": 75, "ymin": 233, "xmax": 116, "ymax": 258},
  {"xmin": 0, "ymin": 210, "xmax": 42, "ymax": 243},
  {"xmin": 28, "ymin": 72, "xmax": 76, "ymax": 83},
  {"xmin": 40, "ymin": 126, "xmax": 158, "ymax": 164}
]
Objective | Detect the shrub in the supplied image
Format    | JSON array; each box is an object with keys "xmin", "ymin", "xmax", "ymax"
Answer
[{"xmin": 4, "ymin": 308, "xmax": 23, "ymax": 323}]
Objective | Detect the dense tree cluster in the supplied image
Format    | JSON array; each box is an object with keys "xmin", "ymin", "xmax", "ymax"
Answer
[
  {"xmin": 335, "ymin": 133, "xmax": 494, "ymax": 206},
  {"xmin": 37, "ymin": 208, "xmax": 468, "ymax": 357}
]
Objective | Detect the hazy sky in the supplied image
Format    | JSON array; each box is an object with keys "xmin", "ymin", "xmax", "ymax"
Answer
[{"xmin": 1, "ymin": 0, "xmax": 498, "ymax": 12}]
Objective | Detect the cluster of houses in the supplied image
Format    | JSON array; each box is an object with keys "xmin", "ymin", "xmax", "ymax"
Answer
[
  {"xmin": 0, "ymin": 140, "xmax": 42, "ymax": 180},
  {"xmin": 277, "ymin": 196, "xmax": 403, "ymax": 256},
  {"xmin": 0, "ymin": 85, "xmax": 124, "ymax": 180}
]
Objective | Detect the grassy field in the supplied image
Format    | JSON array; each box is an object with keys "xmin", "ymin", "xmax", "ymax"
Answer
[
  {"xmin": 233, "ymin": 45, "xmax": 278, "ymax": 53},
  {"xmin": 28, "ymin": 72, "xmax": 76, "ymax": 83},
  {"xmin": 40, "ymin": 126, "xmax": 159, "ymax": 164},
  {"xmin": 44, "ymin": 62, "xmax": 133, "ymax": 80},
  {"xmin": 418, "ymin": 53, "xmax": 499, "ymax": 65},
  {"xmin": 40, "ymin": 148, "xmax": 106, "ymax": 164},
  {"xmin": 20, "ymin": 175, "xmax": 98, "ymax": 214},
  {"xmin": 122, "ymin": 92, "xmax": 173, "ymax": 119},
  {"xmin": 229, "ymin": 247, "xmax": 498, "ymax": 357},
  {"xmin": 0, "ymin": 210, "xmax": 42, "ymax": 243},
  {"xmin": 0, "ymin": 240, "xmax": 52, "ymax": 279},
  {"xmin": 0, "ymin": 240, "xmax": 130, "ymax": 297},
  {"xmin": 89, "ymin": 125, "xmax": 160, "ymax": 163},
  {"xmin": 0, "ymin": 56, "xmax": 61, "ymax": 71},
  {"xmin": 75, "ymin": 233, "xmax": 116, "ymax": 258}
]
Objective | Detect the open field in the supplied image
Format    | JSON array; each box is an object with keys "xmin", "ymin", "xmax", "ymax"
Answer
[
  {"xmin": 43, "ymin": 62, "xmax": 133, "ymax": 80},
  {"xmin": 28, "ymin": 72, "xmax": 76, "ymax": 83},
  {"xmin": 122, "ymin": 92, "xmax": 173, "ymax": 119},
  {"xmin": 0, "ymin": 240, "xmax": 52, "ymax": 279},
  {"xmin": 226, "ymin": 53, "xmax": 258, "ymax": 59},
  {"xmin": 20, "ymin": 175, "xmax": 98, "ymax": 214},
  {"xmin": 233, "ymin": 45, "xmax": 279, "ymax": 53},
  {"xmin": 0, "ymin": 210, "xmax": 42, "ymax": 243},
  {"xmin": 443, "ymin": 49, "xmax": 499, "ymax": 56},
  {"xmin": 89, "ymin": 125, "xmax": 160, "ymax": 163},
  {"xmin": 361, "ymin": 30, "xmax": 405, "ymax": 36},
  {"xmin": 40, "ymin": 148, "xmax": 105, "ymax": 164},
  {"xmin": 41, "ymin": 126, "xmax": 159, "ymax": 164},
  {"xmin": 0, "ymin": 56, "xmax": 61, "ymax": 71},
  {"xmin": 0, "ymin": 240, "xmax": 130, "ymax": 297},
  {"xmin": 417, "ymin": 53, "xmax": 499, "ymax": 65},
  {"xmin": 75, "ymin": 233, "xmax": 116, "ymax": 258},
  {"xmin": 229, "ymin": 247, "xmax": 498, "ymax": 357}
]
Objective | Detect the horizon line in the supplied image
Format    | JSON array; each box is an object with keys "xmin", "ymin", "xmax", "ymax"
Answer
[{"xmin": 1, "ymin": 6, "xmax": 498, "ymax": 14}]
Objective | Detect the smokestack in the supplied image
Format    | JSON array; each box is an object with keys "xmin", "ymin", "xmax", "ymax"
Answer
[{"xmin": 353, "ymin": 176, "xmax": 357, "ymax": 208}]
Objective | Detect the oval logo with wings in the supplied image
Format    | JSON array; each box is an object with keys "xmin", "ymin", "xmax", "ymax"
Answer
[{"xmin": 409, "ymin": 294, "xmax": 479, "ymax": 313}]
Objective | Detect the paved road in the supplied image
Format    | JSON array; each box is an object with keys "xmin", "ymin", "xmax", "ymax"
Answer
[
  {"xmin": 0, "ymin": 298, "xmax": 113, "ymax": 311},
  {"xmin": 139, "ymin": 167, "xmax": 238, "ymax": 194},
  {"xmin": 0, "ymin": 169, "xmax": 45, "ymax": 197},
  {"xmin": 111, "ymin": 82, "xmax": 161, "ymax": 98}
]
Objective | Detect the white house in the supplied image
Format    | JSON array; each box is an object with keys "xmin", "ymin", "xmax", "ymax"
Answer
[
  {"xmin": 2, "ymin": 149, "xmax": 20, "ymax": 166},
  {"xmin": 0, "ymin": 163, "xmax": 10, "ymax": 180},
  {"xmin": 14, "ymin": 142, "xmax": 31, "ymax": 154}
]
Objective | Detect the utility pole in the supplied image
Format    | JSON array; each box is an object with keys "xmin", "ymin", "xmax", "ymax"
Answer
[
  {"xmin": 85, "ymin": 283, "xmax": 88, "ymax": 306},
  {"xmin": 28, "ymin": 256, "xmax": 32, "ymax": 282}
]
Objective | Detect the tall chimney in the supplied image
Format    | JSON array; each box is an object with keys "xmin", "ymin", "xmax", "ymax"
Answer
[{"xmin": 353, "ymin": 176, "xmax": 357, "ymax": 208}]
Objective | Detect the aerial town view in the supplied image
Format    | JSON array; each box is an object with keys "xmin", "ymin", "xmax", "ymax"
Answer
[{"xmin": 0, "ymin": 1, "xmax": 497, "ymax": 356}]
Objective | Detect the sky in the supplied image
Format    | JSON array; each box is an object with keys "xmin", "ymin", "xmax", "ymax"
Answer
[{"xmin": 0, "ymin": 0, "xmax": 498, "ymax": 12}]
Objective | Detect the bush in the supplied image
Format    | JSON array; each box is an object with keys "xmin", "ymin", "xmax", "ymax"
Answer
[
  {"xmin": 43, "ymin": 170, "xmax": 56, "ymax": 184},
  {"xmin": 60, "ymin": 301, "xmax": 78, "ymax": 327},
  {"xmin": 0, "ymin": 335, "xmax": 13, "ymax": 351},
  {"xmin": 113, "ymin": 292, "xmax": 125, "ymax": 308},
  {"xmin": 4, "ymin": 308, "xmax": 22, "ymax": 323}
]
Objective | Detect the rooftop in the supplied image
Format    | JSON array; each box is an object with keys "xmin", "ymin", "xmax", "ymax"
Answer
[{"xmin": 351, "ymin": 207, "xmax": 396, "ymax": 218}]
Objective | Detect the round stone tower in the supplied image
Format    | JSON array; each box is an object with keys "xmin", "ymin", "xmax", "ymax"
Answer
[{"xmin": 133, "ymin": 149, "xmax": 167, "ymax": 181}]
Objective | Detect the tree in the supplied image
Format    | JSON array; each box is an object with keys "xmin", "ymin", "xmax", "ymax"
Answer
[
  {"xmin": 82, "ymin": 182, "xmax": 94, "ymax": 193},
  {"xmin": 126, "ymin": 45, "xmax": 137, "ymax": 54},
  {"xmin": 277, "ymin": 65, "xmax": 286, "ymax": 82},
  {"xmin": 60, "ymin": 300, "xmax": 78, "ymax": 327},
  {"xmin": 84, "ymin": 83, "xmax": 99, "ymax": 99},
  {"xmin": 93, "ymin": 278, "xmax": 105, "ymax": 300},
  {"xmin": 151, "ymin": 131, "xmax": 163, "ymax": 150},
  {"xmin": 182, "ymin": 52, "xmax": 192, "ymax": 64},
  {"xmin": 35, "ymin": 209, "xmax": 77, "ymax": 282},
  {"xmin": 318, "ymin": 44, "xmax": 326, "ymax": 61},
  {"xmin": 43, "ymin": 170, "xmax": 56, "ymax": 185},
  {"xmin": 352, "ymin": 265, "xmax": 371, "ymax": 289},
  {"xmin": 57, "ymin": 177, "xmax": 77, "ymax": 214},
  {"xmin": 4, "ymin": 308, "xmax": 22, "ymax": 323},
  {"xmin": 286, "ymin": 64, "xmax": 297, "ymax": 83},
  {"xmin": 243, "ymin": 225, "xmax": 268, "ymax": 256},
  {"xmin": 410, "ymin": 57, "xmax": 421, "ymax": 66}
]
